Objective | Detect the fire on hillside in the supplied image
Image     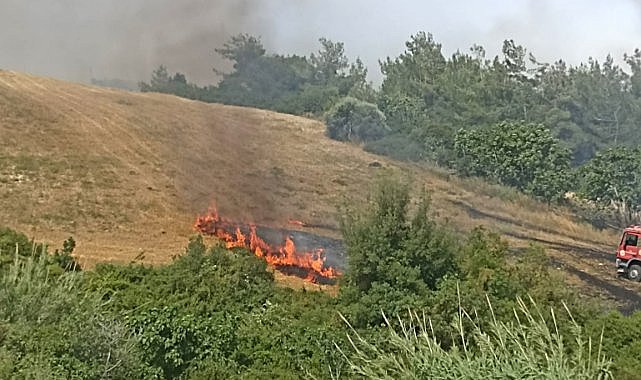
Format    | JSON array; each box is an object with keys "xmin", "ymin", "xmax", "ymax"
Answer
[{"xmin": 193, "ymin": 207, "xmax": 341, "ymax": 284}]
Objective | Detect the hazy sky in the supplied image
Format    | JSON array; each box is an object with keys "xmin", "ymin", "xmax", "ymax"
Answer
[{"xmin": 1, "ymin": 0, "xmax": 640, "ymax": 85}]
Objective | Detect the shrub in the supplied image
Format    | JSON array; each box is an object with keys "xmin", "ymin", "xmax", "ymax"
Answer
[
  {"xmin": 276, "ymin": 84, "xmax": 340, "ymax": 115},
  {"xmin": 325, "ymin": 97, "xmax": 390, "ymax": 143},
  {"xmin": 126, "ymin": 306, "xmax": 237, "ymax": 379},
  {"xmin": 339, "ymin": 179, "xmax": 459, "ymax": 327},
  {"xmin": 578, "ymin": 147, "xmax": 641, "ymax": 226},
  {"xmin": 584, "ymin": 311, "xmax": 641, "ymax": 380},
  {"xmin": 0, "ymin": 252, "xmax": 154, "ymax": 378},
  {"xmin": 0, "ymin": 227, "xmax": 79, "ymax": 272},
  {"xmin": 454, "ymin": 121, "xmax": 571, "ymax": 202},
  {"xmin": 0, "ymin": 227, "xmax": 41, "ymax": 257}
]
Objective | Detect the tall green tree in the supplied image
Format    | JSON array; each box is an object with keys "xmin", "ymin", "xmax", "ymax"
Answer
[
  {"xmin": 310, "ymin": 38, "xmax": 349, "ymax": 84},
  {"xmin": 208, "ymin": 34, "xmax": 373, "ymax": 114},
  {"xmin": 214, "ymin": 33, "xmax": 266, "ymax": 73},
  {"xmin": 139, "ymin": 65, "xmax": 208, "ymax": 99}
]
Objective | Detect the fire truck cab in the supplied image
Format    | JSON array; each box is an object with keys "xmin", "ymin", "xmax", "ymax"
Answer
[{"xmin": 616, "ymin": 225, "xmax": 641, "ymax": 281}]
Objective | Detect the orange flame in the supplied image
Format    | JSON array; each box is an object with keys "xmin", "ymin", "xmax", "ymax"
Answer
[{"xmin": 193, "ymin": 208, "xmax": 340, "ymax": 283}]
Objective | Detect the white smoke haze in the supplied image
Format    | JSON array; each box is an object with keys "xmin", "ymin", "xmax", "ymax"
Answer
[{"xmin": 0, "ymin": 0, "xmax": 639, "ymax": 85}]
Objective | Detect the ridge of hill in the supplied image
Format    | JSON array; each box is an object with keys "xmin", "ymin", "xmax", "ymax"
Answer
[{"xmin": 0, "ymin": 70, "xmax": 635, "ymax": 307}]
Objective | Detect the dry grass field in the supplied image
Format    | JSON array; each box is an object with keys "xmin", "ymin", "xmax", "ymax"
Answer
[{"xmin": 0, "ymin": 70, "xmax": 636, "ymax": 306}]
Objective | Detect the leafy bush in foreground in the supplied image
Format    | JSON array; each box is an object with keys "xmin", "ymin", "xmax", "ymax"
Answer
[
  {"xmin": 0, "ymin": 253, "xmax": 155, "ymax": 378},
  {"xmin": 338, "ymin": 179, "xmax": 459, "ymax": 327},
  {"xmin": 0, "ymin": 227, "xmax": 79, "ymax": 273},
  {"xmin": 86, "ymin": 236, "xmax": 345, "ymax": 379}
]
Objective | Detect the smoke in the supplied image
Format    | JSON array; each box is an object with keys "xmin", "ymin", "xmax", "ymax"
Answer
[
  {"xmin": 0, "ymin": 0, "xmax": 639, "ymax": 86},
  {"xmin": 0, "ymin": 0, "xmax": 270, "ymax": 84},
  {"xmin": 486, "ymin": 0, "xmax": 641, "ymax": 67}
]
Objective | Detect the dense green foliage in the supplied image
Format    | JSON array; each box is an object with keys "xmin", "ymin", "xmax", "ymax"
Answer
[
  {"xmin": 579, "ymin": 147, "xmax": 641, "ymax": 207},
  {"xmin": 0, "ymin": 258, "xmax": 154, "ymax": 378},
  {"xmin": 339, "ymin": 181, "xmax": 457, "ymax": 327},
  {"xmin": 574, "ymin": 147, "xmax": 641, "ymax": 226},
  {"xmin": 585, "ymin": 311, "xmax": 641, "ymax": 379},
  {"xmin": 325, "ymin": 97, "xmax": 389, "ymax": 143},
  {"xmin": 140, "ymin": 35, "xmax": 375, "ymax": 117},
  {"xmin": 378, "ymin": 35, "xmax": 641, "ymax": 167},
  {"xmin": 337, "ymin": 179, "xmax": 585, "ymax": 337},
  {"xmin": 0, "ymin": 232, "xmax": 345, "ymax": 379},
  {"xmin": 86, "ymin": 237, "xmax": 347, "ymax": 379},
  {"xmin": 4, "ymin": 177, "xmax": 641, "ymax": 378},
  {"xmin": 455, "ymin": 121, "xmax": 571, "ymax": 202},
  {"xmin": 0, "ymin": 227, "xmax": 77, "ymax": 272},
  {"xmin": 336, "ymin": 180, "xmax": 641, "ymax": 379}
]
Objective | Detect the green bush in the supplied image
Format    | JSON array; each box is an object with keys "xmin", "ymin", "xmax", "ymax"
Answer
[
  {"xmin": 339, "ymin": 179, "xmax": 459, "ymax": 327},
  {"xmin": 86, "ymin": 236, "xmax": 343, "ymax": 378},
  {"xmin": 454, "ymin": 121, "xmax": 571, "ymax": 202},
  {"xmin": 0, "ymin": 227, "xmax": 79, "ymax": 272},
  {"xmin": 127, "ymin": 306, "xmax": 237, "ymax": 379},
  {"xmin": 585, "ymin": 311, "xmax": 641, "ymax": 380},
  {"xmin": 276, "ymin": 84, "xmax": 340, "ymax": 115},
  {"xmin": 578, "ymin": 147, "xmax": 641, "ymax": 222},
  {"xmin": 0, "ymin": 226, "xmax": 41, "ymax": 257},
  {"xmin": 0, "ymin": 253, "xmax": 155, "ymax": 379},
  {"xmin": 325, "ymin": 97, "xmax": 390, "ymax": 143}
]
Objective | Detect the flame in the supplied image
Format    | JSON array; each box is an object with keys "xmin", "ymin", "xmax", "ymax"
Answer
[{"xmin": 194, "ymin": 208, "xmax": 340, "ymax": 283}]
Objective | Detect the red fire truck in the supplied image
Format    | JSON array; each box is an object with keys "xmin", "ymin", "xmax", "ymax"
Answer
[{"xmin": 616, "ymin": 225, "xmax": 641, "ymax": 281}]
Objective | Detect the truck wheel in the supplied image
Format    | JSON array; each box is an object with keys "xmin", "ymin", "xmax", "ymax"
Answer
[{"xmin": 628, "ymin": 264, "xmax": 641, "ymax": 282}]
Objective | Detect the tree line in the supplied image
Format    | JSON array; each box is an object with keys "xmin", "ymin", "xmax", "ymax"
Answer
[{"xmin": 139, "ymin": 33, "xmax": 641, "ymax": 222}]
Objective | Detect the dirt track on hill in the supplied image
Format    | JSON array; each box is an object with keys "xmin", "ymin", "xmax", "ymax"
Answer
[
  {"xmin": 456, "ymin": 199, "xmax": 640, "ymax": 311},
  {"xmin": 0, "ymin": 69, "xmax": 635, "ymax": 309}
]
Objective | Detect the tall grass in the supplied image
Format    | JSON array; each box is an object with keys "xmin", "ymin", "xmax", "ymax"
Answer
[
  {"xmin": 338, "ymin": 296, "xmax": 613, "ymax": 379},
  {"xmin": 0, "ymin": 248, "xmax": 151, "ymax": 378},
  {"xmin": 0, "ymin": 251, "xmax": 81, "ymax": 323}
]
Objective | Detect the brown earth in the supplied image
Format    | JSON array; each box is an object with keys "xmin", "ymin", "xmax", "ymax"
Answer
[{"xmin": 0, "ymin": 70, "xmax": 637, "ymax": 307}]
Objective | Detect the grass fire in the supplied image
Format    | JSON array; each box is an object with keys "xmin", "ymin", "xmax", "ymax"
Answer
[{"xmin": 194, "ymin": 208, "xmax": 341, "ymax": 284}]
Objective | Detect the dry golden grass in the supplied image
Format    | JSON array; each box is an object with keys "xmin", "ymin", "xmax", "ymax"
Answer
[{"xmin": 0, "ymin": 70, "xmax": 630, "ymax": 301}]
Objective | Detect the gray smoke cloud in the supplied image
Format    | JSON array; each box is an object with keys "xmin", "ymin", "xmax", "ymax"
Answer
[
  {"xmin": 0, "ymin": 0, "xmax": 269, "ymax": 85},
  {"xmin": 1, "ymin": 0, "xmax": 639, "ymax": 86}
]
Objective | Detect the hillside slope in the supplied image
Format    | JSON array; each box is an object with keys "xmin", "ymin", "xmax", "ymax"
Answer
[{"xmin": 0, "ymin": 70, "xmax": 636, "ymax": 307}]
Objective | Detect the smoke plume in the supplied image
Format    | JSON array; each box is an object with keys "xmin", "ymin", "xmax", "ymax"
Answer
[{"xmin": 0, "ymin": 0, "xmax": 639, "ymax": 86}]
